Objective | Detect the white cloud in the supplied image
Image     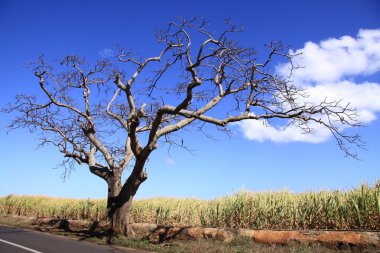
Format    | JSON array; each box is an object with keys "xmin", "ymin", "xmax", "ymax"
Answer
[
  {"xmin": 236, "ymin": 29, "xmax": 380, "ymax": 143},
  {"xmin": 238, "ymin": 119, "xmax": 331, "ymax": 143},
  {"xmin": 165, "ymin": 157, "xmax": 175, "ymax": 165},
  {"xmin": 277, "ymin": 29, "xmax": 380, "ymax": 83},
  {"xmin": 305, "ymin": 81, "xmax": 380, "ymax": 123},
  {"xmin": 99, "ymin": 48, "xmax": 114, "ymax": 58}
]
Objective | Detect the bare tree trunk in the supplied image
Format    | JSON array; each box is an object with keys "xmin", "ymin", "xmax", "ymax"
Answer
[
  {"xmin": 107, "ymin": 182, "xmax": 140, "ymax": 236},
  {"xmin": 110, "ymin": 197, "xmax": 133, "ymax": 235},
  {"xmin": 107, "ymin": 161, "xmax": 147, "ymax": 236},
  {"xmin": 107, "ymin": 175, "xmax": 130, "ymax": 235}
]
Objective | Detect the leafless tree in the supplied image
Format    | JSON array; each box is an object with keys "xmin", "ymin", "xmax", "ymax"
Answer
[{"xmin": 3, "ymin": 18, "xmax": 362, "ymax": 236}]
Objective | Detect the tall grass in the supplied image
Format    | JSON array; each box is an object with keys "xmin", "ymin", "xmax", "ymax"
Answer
[
  {"xmin": 1, "ymin": 182, "xmax": 379, "ymax": 230},
  {"xmin": 0, "ymin": 195, "xmax": 107, "ymax": 221}
]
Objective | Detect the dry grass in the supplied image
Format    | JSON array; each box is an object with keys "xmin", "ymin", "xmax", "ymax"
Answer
[
  {"xmin": 1, "ymin": 181, "xmax": 379, "ymax": 230},
  {"xmin": 111, "ymin": 236, "xmax": 373, "ymax": 253}
]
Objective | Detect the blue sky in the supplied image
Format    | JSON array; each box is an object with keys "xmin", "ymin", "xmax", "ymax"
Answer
[{"xmin": 0, "ymin": 0, "xmax": 379, "ymax": 199}]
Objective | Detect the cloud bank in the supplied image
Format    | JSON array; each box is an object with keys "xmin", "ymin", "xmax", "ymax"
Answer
[{"xmin": 237, "ymin": 29, "xmax": 380, "ymax": 143}]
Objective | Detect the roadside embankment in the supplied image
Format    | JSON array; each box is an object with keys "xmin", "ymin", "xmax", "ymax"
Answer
[{"xmin": 0, "ymin": 214, "xmax": 378, "ymax": 249}]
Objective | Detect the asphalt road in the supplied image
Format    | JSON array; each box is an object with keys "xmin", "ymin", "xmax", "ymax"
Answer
[{"xmin": 0, "ymin": 224, "xmax": 152, "ymax": 253}]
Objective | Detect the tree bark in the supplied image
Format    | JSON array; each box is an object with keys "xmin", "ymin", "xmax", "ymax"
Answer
[
  {"xmin": 107, "ymin": 161, "xmax": 147, "ymax": 236},
  {"xmin": 110, "ymin": 196, "xmax": 133, "ymax": 235},
  {"xmin": 107, "ymin": 175, "xmax": 126, "ymax": 235}
]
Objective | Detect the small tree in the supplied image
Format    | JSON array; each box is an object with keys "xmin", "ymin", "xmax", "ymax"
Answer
[{"xmin": 4, "ymin": 18, "xmax": 362, "ymax": 235}]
